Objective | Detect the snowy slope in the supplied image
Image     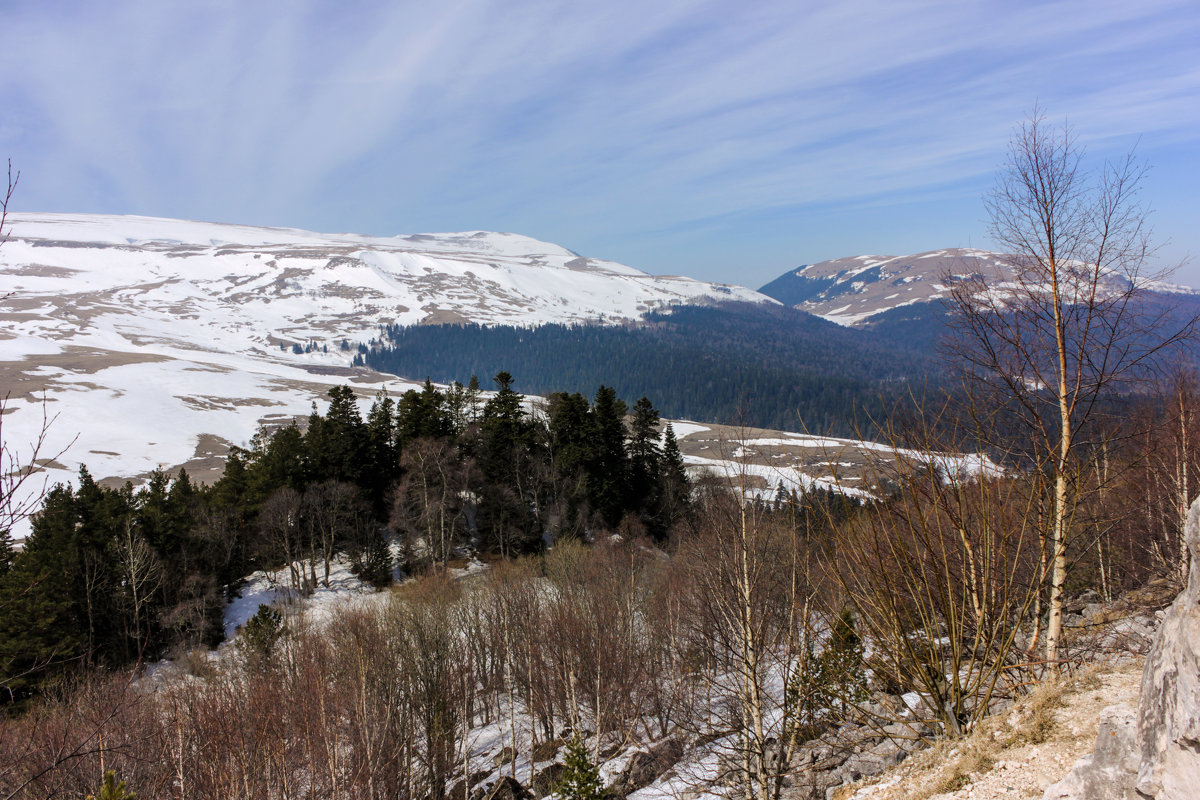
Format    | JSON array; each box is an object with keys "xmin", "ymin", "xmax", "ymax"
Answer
[
  {"xmin": 0, "ymin": 213, "xmax": 774, "ymax": 537},
  {"xmin": 3, "ymin": 213, "xmax": 769, "ymax": 332}
]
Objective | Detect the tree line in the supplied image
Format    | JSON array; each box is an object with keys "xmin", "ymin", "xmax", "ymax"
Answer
[{"xmin": 354, "ymin": 303, "xmax": 940, "ymax": 436}]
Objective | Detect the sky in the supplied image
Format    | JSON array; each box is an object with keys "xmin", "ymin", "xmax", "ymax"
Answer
[{"xmin": 2, "ymin": 0, "xmax": 1198, "ymax": 289}]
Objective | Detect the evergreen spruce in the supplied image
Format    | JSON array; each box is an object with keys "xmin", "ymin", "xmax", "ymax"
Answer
[
  {"xmin": 365, "ymin": 388, "xmax": 400, "ymax": 509},
  {"xmin": 788, "ymin": 607, "xmax": 868, "ymax": 734},
  {"xmin": 0, "ymin": 527, "xmax": 12, "ymax": 576},
  {"xmin": 587, "ymin": 385, "xmax": 628, "ymax": 529},
  {"xmin": 359, "ymin": 528, "xmax": 394, "ymax": 588},
  {"xmin": 87, "ymin": 770, "xmax": 136, "ymax": 800},
  {"xmin": 557, "ymin": 736, "xmax": 604, "ymax": 800},
  {"xmin": 628, "ymin": 395, "xmax": 667, "ymax": 534},
  {"xmin": 307, "ymin": 385, "xmax": 367, "ymax": 484},
  {"xmin": 467, "ymin": 374, "xmax": 482, "ymax": 423},
  {"xmin": 547, "ymin": 391, "xmax": 595, "ymax": 534},
  {"xmin": 238, "ymin": 604, "xmax": 284, "ymax": 667},
  {"xmin": 659, "ymin": 423, "xmax": 691, "ymax": 531}
]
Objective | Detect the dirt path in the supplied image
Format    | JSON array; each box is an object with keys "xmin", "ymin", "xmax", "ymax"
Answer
[{"xmin": 840, "ymin": 659, "xmax": 1144, "ymax": 800}]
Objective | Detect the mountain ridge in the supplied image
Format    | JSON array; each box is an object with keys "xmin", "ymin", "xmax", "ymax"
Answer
[{"xmin": 760, "ymin": 247, "xmax": 1198, "ymax": 327}]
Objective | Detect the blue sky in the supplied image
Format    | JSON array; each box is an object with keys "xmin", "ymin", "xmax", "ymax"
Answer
[{"xmin": 2, "ymin": 0, "xmax": 1198, "ymax": 288}]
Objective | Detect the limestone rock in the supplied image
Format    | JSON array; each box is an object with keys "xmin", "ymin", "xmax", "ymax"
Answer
[
  {"xmin": 610, "ymin": 737, "xmax": 683, "ymax": 795},
  {"xmin": 823, "ymin": 740, "xmax": 908, "ymax": 800},
  {"xmin": 1135, "ymin": 500, "xmax": 1200, "ymax": 799},
  {"xmin": 1045, "ymin": 496, "xmax": 1200, "ymax": 799},
  {"xmin": 1043, "ymin": 704, "xmax": 1139, "ymax": 800}
]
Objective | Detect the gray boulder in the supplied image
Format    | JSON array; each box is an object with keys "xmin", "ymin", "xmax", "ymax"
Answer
[
  {"xmin": 1135, "ymin": 501, "xmax": 1200, "ymax": 799},
  {"xmin": 822, "ymin": 740, "xmax": 908, "ymax": 800},
  {"xmin": 1043, "ymin": 704, "xmax": 1139, "ymax": 800},
  {"xmin": 610, "ymin": 737, "xmax": 684, "ymax": 795},
  {"xmin": 1046, "ymin": 496, "xmax": 1200, "ymax": 800}
]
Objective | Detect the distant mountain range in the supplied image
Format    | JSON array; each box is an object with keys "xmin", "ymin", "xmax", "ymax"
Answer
[
  {"xmin": 7, "ymin": 215, "xmax": 1190, "ymax": 534},
  {"xmin": 758, "ymin": 248, "xmax": 1009, "ymax": 325},
  {"xmin": 758, "ymin": 246, "xmax": 1198, "ymax": 324},
  {"xmin": 756, "ymin": 247, "xmax": 1200, "ymax": 355}
]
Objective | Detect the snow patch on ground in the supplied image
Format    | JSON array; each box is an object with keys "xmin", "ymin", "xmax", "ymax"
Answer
[
  {"xmin": 666, "ymin": 421, "xmax": 711, "ymax": 439},
  {"xmin": 223, "ymin": 556, "xmax": 384, "ymax": 641}
]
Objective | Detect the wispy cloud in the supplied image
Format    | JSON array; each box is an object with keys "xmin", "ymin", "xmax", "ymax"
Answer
[{"xmin": 2, "ymin": 0, "xmax": 1198, "ymax": 284}]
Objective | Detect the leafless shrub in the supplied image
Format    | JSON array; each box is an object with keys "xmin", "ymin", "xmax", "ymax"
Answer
[{"xmin": 827, "ymin": 406, "xmax": 1043, "ymax": 736}]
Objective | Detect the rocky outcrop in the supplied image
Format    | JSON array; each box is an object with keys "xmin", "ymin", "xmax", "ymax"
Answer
[
  {"xmin": 1045, "ymin": 497, "xmax": 1200, "ymax": 800},
  {"xmin": 530, "ymin": 763, "xmax": 565, "ymax": 798},
  {"xmin": 1043, "ymin": 704, "xmax": 1140, "ymax": 800},
  {"xmin": 1134, "ymin": 499, "xmax": 1200, "ymax": 799},
  {"xmin": 483, "ymin": 776, "xmax": 533, "ymax": 800},
  {"xmin": 609, "ymin": 737, "xmax": 684, "ymax": 796}
]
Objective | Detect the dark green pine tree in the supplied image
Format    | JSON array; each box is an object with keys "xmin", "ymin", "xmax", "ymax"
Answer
[
  {"xmin": 478, "ymin": 372, "xmax": 528, "ymax": 484},
  {"xmin": 359, "ymin": 527, "xmax": 394, "ymax": 588},
  {"xmin": 466, "ymin": 374, "xmax": 482, "ymax": 423},
  {"xmin": 773, "ymin": 480, "xmax": 790, "ymax": 513},
  {"xmin": 557, "ymin": 736, "xmax": 604, "ymax": 800},
  {"xmin": 0, "ymin": 527, "xmax": 12, "ymax": 576},
  {"xmin": 306, "ymin": 385, "xmax": 367, "ymax": 485},
  {"xmin": 0, "ymin": 483, "xmax": 86, "ymax": 699},
  {"xmin": 547, "ymin": 391, "xmax": 595, "ymax": 536},
  {"xmin": 477, "ymin": 373, "xmax": 542, "ymax": 555},
  {"xmin": 136, "ymin": 470, "xmax": 176, "ymax": 562},
  {"xmin": 658, "ymin": 423, "xmax": 691, "ymax": 533},
  {"xmin": 443, "ymin": 380, "xmax": 472, "ymax": 435},
  {"xmin": 209, "ymin": 447, "xmax": 249, "ymax": 513},
  {"xmin": 587, "ymin": 385, "xmax": 628, "ymax": 530},
  {"xmin": 627, "ymin": 396, "xmax": 663, "ymax": 533},
  {"xmin": 364, "ymin": 388, "xmax": 400, "ymax": 510},
  {"xmin": 87, "ymin": 770, "xmax": 136, "ymax": 800},
  {"xmin": 72, "ymin": 468, "xmax": 133, "ymax": 664},
  {"xmin": 395, "ymin": 379, "xmax": 451, "ymax": 444},
  {"xmin": 165, "ymin": 469, "xmax": 198, "ymax": 549},
  {"xmin": 247, "ymin": 423, "xmax": 307, "ymax": 501}
]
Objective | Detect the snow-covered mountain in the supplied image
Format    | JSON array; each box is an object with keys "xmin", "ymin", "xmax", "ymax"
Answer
[
  {"xmin": 0, "ymin": 213, "xmax": 773, "ymax": 534},
  {"xmin": 759, "ymin": 248, "xmax": 1016, "ymax": 326},
  {"xmin": 4, "ymin": 212, "xmax": 770, "ymax": 333},
  {"xmin": 759, "ymin": 247, "xmax": 1197, "ymax": 327}
]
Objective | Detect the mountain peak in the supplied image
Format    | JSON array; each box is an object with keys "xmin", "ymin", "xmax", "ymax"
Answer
[{"xmin": 760, "ymin": 248, "xmax": 1196, "ymax": 327}]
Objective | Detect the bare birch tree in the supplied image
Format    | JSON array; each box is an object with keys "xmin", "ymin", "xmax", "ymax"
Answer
[
  {"xmin": 115, "ymin": 519, "xmax": 163, "ymax": 657},
  {"xmin": 947, "ymin": 109, "xmax": 1192, "ymax": 665},
  {"xmin": 1, "ymin": 161, "xmax": 73, "ymax": 542}
]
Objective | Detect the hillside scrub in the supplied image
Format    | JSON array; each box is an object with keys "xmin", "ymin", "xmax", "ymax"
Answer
[
  {"xmin": 0, "ymin": 377, "xmax": 691, "ymax": 701},
  {"xmin": 1, "ymin": 448, "xmax": 1186, "ymax": 800},
  {"xmin": 2, "ymin": 363, "xmax": 1197, "ymax": 797}
]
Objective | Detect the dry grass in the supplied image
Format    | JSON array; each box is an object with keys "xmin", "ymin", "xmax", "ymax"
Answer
[{"xmin": 837, "ymin": 661, "xmax": 1141, "ymax": 800}]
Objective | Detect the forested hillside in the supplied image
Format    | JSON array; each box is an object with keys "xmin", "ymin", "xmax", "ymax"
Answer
[
  {"xmin": 0, "ymin": 378, "xmax": 693, "ymax": 703},
  {"xmin": 357, "ymin": 303, "xmax": 942, "ymax": 435}
]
